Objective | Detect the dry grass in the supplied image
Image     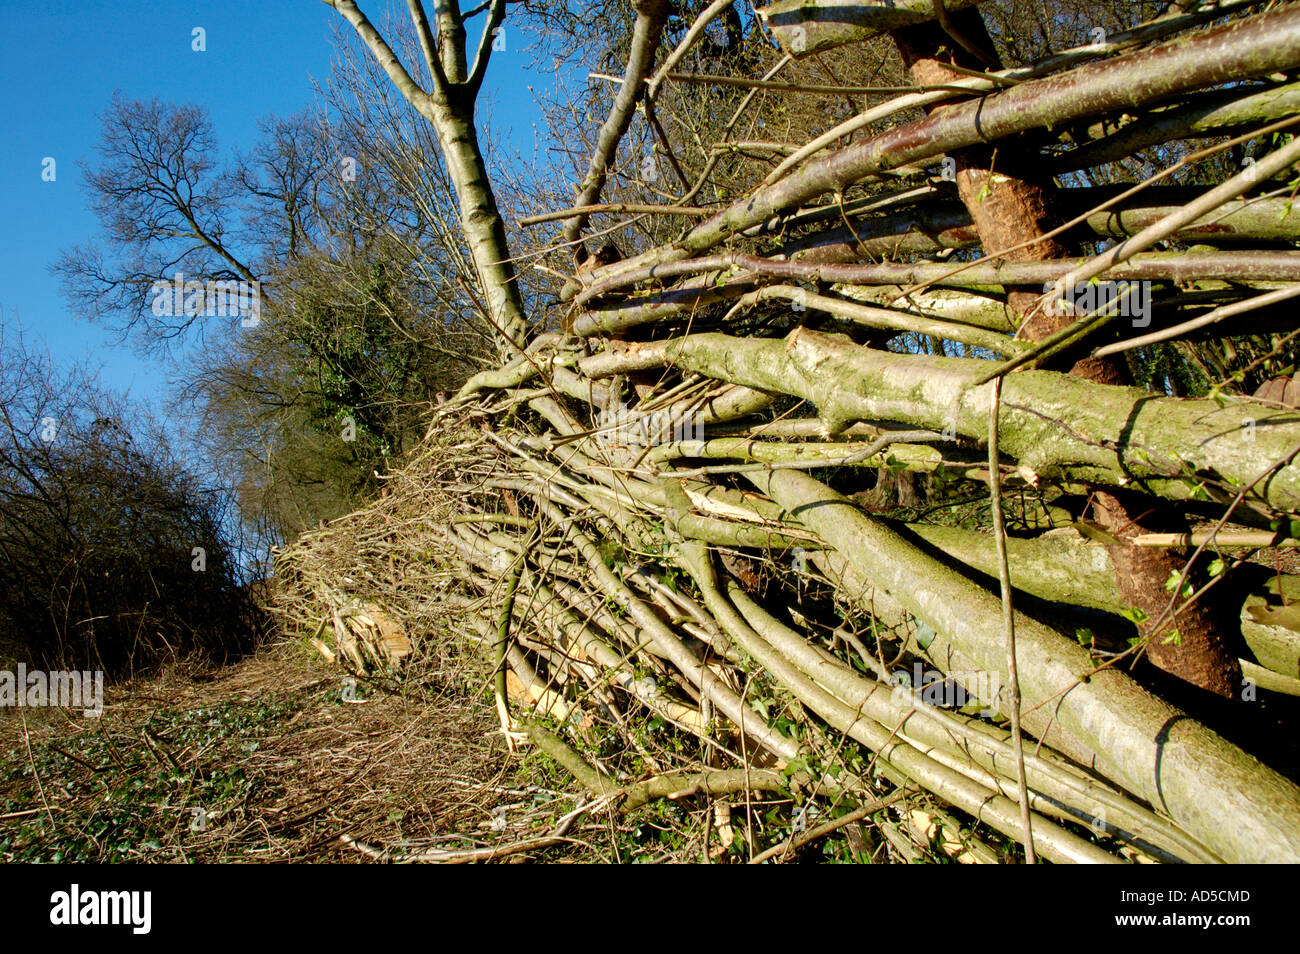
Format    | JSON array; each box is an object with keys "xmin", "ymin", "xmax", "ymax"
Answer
[{"xmin": 0, "ymin": 641, "xmax": 607, "ymax": 863}]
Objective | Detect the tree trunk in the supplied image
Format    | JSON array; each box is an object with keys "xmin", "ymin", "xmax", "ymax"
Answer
[{"xmin": 893, "ymin": 13, "xmax": 1242, "ymax": 697}]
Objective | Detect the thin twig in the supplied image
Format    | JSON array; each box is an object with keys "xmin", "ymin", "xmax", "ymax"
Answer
[
  {"xmin": 988, "ymin": 377, "xmax": 1035, "ymax": 864},
  {"xmin": 748, "ymin": 789, "xmax": 909, "ymax": 864}
]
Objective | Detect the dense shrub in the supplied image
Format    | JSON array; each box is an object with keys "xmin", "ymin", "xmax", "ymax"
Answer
[{"xmin": 0, "ymin": 337, "xmax": 264, "ymax": 676}]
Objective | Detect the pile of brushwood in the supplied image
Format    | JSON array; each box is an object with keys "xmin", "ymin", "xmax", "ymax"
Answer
[{"xmin": 275, "ymin": 0, "xmax": 1300, "ymax": 863}]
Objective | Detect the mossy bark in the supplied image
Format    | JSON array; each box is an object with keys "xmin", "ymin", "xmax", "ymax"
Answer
[{"xmin": 660, "ymin": 327, "xmax": 1300, "ymax": 512}]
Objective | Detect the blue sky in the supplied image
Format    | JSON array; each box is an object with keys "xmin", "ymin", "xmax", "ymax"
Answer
[{"xmin": 0, "ymin": 0, "xmax": 552, "ymax": 411}]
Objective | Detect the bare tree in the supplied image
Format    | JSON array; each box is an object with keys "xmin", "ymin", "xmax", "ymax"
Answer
[
  {"xmin": 57, "ymin": 79, "xmax": 497, "ymax": 543},
  {"xmin": 0, "ymin": 328, "xmax": 262, "ymax": 675},
  {"xmin": 324, "ymin": 0, "xmax": 530, "ymax": 349},
  {"xmin": 51, "ymin": 94, "xmax": 258, "ymax": 344}
]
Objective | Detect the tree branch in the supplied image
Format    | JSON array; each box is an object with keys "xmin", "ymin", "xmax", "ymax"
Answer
[
  {"xmin": 326, "ymin": 0, "xmax": 433, "ymax": 113},
  {"xmin": 466, "ymin": 0, "xmax": 508, "ymax": 97},
  {"xmin": 406, "ymin": 0, "xmax": 451, "ymax": 96},
  {"xmin": 563, "ymin": 0, "xmax": 670, "ymax": 243}
]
